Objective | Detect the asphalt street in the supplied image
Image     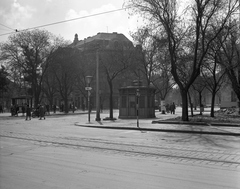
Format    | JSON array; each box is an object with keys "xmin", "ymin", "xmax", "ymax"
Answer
[{"xmin": 0, "ymin": 109, "xmax": 240, "ymax": 188}]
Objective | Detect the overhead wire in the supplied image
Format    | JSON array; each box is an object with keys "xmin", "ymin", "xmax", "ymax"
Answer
[
  {"xmin": 0, "ymin": 23, "xmax": 15, "ymax": 31},
  {"xmin": 0, "ymin": 6, "xmax": 131, "ymax": 37}
]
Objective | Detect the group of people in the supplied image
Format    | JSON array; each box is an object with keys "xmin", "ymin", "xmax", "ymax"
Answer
[
  {"xmin": 10, "ymin": 103, "xmax": 47, "ymax": 120},
  {"xmin": 10, "ymin": 104, "xmax": 20, "ymax": 116},
  {"xmin": 165, "ymin": 102, "xmax": 176, "ymax": 114},
  {"xmin": 34, "ymin": 104, "xmax": 46, "ymax": 120}
]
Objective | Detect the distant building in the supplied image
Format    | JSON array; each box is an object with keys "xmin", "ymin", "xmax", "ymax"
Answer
[
  {"xmin": 220, "ymin": 84, "xmax": 238, "ymax": 108},
  {"xmin": 70, "ymin": 32, "xmax": 139, "ymax": 110},
  {"xmin": 202, "ymin": 79, "xmax": 238, "ymax": 109},
  {"xmin": 71, "ymin": 32, "xmax": 134, "ymax": 51}
]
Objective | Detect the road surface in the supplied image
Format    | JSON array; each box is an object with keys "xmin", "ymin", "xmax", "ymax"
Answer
[{"xmin": 1, "ymin": 113, "xmax": 240, "ymax": 188}]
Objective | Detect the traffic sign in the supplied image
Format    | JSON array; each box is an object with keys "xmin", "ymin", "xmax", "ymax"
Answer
[{"xmin": 85, "ymin": 87, "xmax": 92, "ymax": 90}]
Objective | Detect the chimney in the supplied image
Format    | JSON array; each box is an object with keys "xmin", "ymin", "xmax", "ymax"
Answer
[{"xmin": 73, "ymin": 33, "xmax": 78, "ymax": 44}]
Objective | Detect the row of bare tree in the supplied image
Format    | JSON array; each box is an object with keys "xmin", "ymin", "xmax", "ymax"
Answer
[
  {"xmin": 1, "ymin": 0, "xmax": 239, "ymax": 121},
  {"xmin": 127, "ymin": 0, "xmax": 240, "ymax": 120},
  {"xmin": 0, "ymin": 29, "xmax": 140, "ymax": 118}
]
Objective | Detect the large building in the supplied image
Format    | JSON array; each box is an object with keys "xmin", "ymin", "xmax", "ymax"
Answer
[
  {"xmin": 72, "ymin": 32, "xmax": 134, "ymax": 51},
  {"xmin": 70, "ymin": 32, "xmax": 140, "ymax": 110}
]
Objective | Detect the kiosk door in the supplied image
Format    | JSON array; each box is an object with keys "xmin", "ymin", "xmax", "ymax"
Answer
[{"xmin": 128, "ymin": 95, "xmax": 136, "ymax": 117}]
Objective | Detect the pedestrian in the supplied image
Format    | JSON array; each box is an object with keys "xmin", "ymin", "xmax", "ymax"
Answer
[
  {"xmin": 15, "ymin": 104, "xmax": 19, "ymax": 116},
  {"xmin": 53, "ymin": 104, "xmax": 56, "ymax": 113},
  {"xmin": 72, "ymin": 102, "xmax": 75, "ymax": 113},
  {"xmin": 170, "ymin": 102, "xmax": 176, "ymax": 114},
  {"xmin": 36, "ymin": 104, "xmax": 41, "ymax": 117},
  {"xmin": 39, "ymin": 104, "xmax": 45, "ymax": 120},
  {"xmin": 11, "ymin": 104, "xmax": 15, "ymax": 116},
  {"xmin": 166, "ymin": 103, "xmax": 170, "ymax": 113},
  {"xmin": 25, "ymin": 104, "xmax": 31, "ymax": 120}
]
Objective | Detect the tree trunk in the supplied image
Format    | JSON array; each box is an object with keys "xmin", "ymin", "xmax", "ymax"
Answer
[
  {"xmin": 49, "ymin": 98, "xmax": 53, "ymax": 111},
  {"xmin": 210, "ymin": 90, "xmax": 216, "ymax": 117},
  {"xmin": 109, "ymin": 81, "xmax": 114, "ymax": 119},
  {"xmin": 181, "ymin": 90, "xmax": 189, "ymax": 121},
  {"xmin": 199, "ymin": 92, "xmax": 202, "ymax": 109},
  {"xmin": 34, "ymin": 91, "xmax": 40, "ymax": 108},
  {"xmin": 64, "ymin": 89, "xmax": 69, "ymax": 113},
  {"xmin": 188, "ymin": 92, "xmax": 193, "ymax": 117},
  {"xmin": 64, "ymin": 98, "xmax": 69, "ymax": 113}
]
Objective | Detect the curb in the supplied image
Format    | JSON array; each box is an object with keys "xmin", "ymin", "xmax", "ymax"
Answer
[
  {"xmin": 75, "ymin": 123, "xmax": 240, "ymax": 136},
  {"xmin": 152, "ymin": 120, "xmax": 240, "ymax": 127}
]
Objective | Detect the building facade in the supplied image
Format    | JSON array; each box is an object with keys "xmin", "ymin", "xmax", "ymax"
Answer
[{"xmin": 70, "ymin": 32, "xmax": 140, "ymax": 111}]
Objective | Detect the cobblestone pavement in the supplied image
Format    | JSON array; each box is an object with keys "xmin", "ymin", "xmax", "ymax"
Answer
[
  {"xmin": 1, "ymin": 109, "xmax": 240, "ymax": 170},
  {"xmin": 2, "ymin": 109, "xmax": 240, "ymax": 189},
  {"xmin": 1, "ymin": 130, "xmax": 240, "ymax": 170}
]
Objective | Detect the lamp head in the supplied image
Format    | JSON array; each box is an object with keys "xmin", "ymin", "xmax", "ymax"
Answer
[{"xmin": 86, "ymin": 76, "xmax": 93, "ymax": 85}]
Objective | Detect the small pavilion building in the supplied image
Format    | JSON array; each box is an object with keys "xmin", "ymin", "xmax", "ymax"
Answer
[{"xmin": 118, "ymin": 80, "xmax": 156, "ymax": 119}]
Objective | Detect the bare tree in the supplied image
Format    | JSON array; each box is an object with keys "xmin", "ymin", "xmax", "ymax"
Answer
[
  {"xmin": 0, "ymin": 29, "xmax": 57, "ymax": 107},
  {"xmin": 217, "ymin": 21, "xmax": 240, "ymax": 110},
  {"xmin": 202, "ymin": 45, "xmax": 227, "ymax": 117},
  {"xmin": 128, "ymin": 0, "xmax": 239, "ymax": 121},
  {"xmin": 99, "ymin": 46, "xmax": 135, "ymax": 119},
  {"xmin": 131, "ymin": 28, "xmax": 159, "ymax": 86},
  {"xmin": 191, "ymin": 76, "xmax": 207, "ymax": 114},
  {"xmin": 42, "ymin": 37, "xmax": 69, "ymax": 109},
  {"xmin": 74, "ymin": 50, "xmax": 95, "ymax": 110},
  {"xmin": 131, "ymin": 27, "xmax": 174, "ymax": 104},
  {"xmin": 48, "ymin": 47, "xmax": 81, "ymax": 113}
]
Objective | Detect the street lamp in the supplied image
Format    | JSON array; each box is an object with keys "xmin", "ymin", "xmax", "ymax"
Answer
[
  {"xmin": 136, "ymin": 69, "xmax": 141, "ymax": 128},
  {"xmin": 136, "ymin": 88, "xmax": 140, "ymax": 128},
  {"xmin": 95, "ymin": 49, "xmax": 101, "ymax": 121},
  {"xmin": 85, "ymin": 76, "xmax": 92, "ymax": 123}
]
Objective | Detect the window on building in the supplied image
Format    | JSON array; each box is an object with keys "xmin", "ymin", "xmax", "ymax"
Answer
[
  {"xmin": 122, "ymin": 96, "xmax": 127, "ymax": 108},
  {"xmin": 139, "ymin": 96, "xmax": 145, "ymax": 108}
]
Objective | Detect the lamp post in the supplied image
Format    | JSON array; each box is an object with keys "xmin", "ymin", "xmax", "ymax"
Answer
[
  {"xmin": 136, "ymin": 69, "xmax": 141, "ymax": 128},
  {"xmin": 85, "ymin": 76, "xmax": 92, "ymax": 123},
  {"xmin": 136, "ymin": 88, "xmax": 140, "ymax": 128},
  {"xmin": 95, "ymin": 49, "xmax": 101, "ymax": 121}
]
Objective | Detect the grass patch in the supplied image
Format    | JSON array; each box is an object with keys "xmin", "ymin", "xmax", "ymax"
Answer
[{"xmin": 168, "ymin": 114, "xmax": 240, "ymax": 123}]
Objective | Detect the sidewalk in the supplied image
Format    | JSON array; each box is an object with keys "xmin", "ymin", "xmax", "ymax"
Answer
[
  {"xmin": 1, "ymin": 108, "xmax": 239, "ymax": 136},
  {"xmin": 74, "ymin": 108, "xmax": 240, "ymax": 136}
]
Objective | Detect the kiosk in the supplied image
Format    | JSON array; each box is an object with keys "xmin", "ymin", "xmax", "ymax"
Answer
[
  {"xmin": 11, "ymin": 95, "xmax": 32, "ymax": 115},
  {"xmin": 119, "ymin": 80, "xmax": 156, "ymax": 119}
]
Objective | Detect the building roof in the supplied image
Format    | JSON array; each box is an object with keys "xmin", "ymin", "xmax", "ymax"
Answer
[{"xmin": 71, "ymin": 32, "xmax": 134, "ymax": 50}]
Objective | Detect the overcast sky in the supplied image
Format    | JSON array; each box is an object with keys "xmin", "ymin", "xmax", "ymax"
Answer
[{"xmin": 0, "ymin": 0, "xmax": 142, "ymax": 43}]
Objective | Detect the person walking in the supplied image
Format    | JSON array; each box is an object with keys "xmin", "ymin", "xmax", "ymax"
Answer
[
  {"xmin": 11, "ymin": 104, "xmax": 15, "ymax": 116},
  {"xmin": 39, "ymin": 104, "xmax": 45, "ymax": 120},
  {"xmin": 15, "ymin": 104, "xmax": 19, "ymax": 116},
  {"xmin": 170, "ymin": 102, "xmax": 176, "ymax": 114},
  {"xmin": 166, "ymin": 103, "xmax": 170, "ymax": 113},
  {"xmin": 25, "ymin": 105, "xmax": 31, "ymax": 121},
  {"xmin": 53, "ymin": 104, "xmax": 56, "ymax": 113},
  {"xmin": 72, "ymin": 102, "xmax": 75, "ymax": 113}
]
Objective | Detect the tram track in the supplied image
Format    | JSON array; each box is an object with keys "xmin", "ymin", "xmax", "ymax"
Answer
[{"xmin": 1, "ymin": 131, "xmax": 240, "ymax": 167}]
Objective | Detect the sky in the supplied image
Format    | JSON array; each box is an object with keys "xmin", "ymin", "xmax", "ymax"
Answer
[{"xmin": 0, "ymin": 0, "xmax": 142, "ymax": 43}]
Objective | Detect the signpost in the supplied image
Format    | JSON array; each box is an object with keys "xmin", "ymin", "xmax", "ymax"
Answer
[
  {"xmin": 85, "ymin": 76, "xmax": 92, "ymax": 123},
  {"xmin": 85, "ymin": 87, "xmax": 92, "ymax": 91},
  {"xmin": 136, "ymin": 88, "xmax": 140, "ymax": 128}
]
